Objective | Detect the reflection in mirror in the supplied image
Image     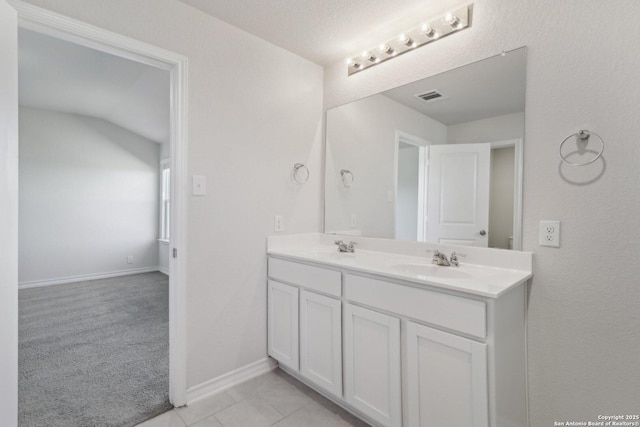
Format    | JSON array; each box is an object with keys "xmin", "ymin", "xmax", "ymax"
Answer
[{"xmin": 325, "ymin": 47, "xmax": 526, "ymax": 250}]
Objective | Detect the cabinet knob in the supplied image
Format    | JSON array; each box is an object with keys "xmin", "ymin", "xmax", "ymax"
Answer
[{"xmin": 479, "ymin": 229, "xmax": 486, "ymax": 236}]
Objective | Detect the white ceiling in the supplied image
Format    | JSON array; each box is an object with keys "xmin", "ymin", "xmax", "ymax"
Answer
[
  {"xmin": 179, "ymin": 0, "xmax": 464, "ymax": 66},
  {"xmin": 382, "ymin": 47, "xmax": 526, "ymax": 125},
  {"xmin": 19, "ymin": 28, "xmax": 170, "ymax": 144}
]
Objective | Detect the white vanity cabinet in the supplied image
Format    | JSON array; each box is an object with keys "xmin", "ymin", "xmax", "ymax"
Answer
[
  {"xmin": 299, "ymin": 289, "xmax": 342, "ymax": 398},
  {"xmin": 267, "ymin": 280, "xmax": 299, "ymax": 370},
  {"xmin": 344, "ymin": 303, "xmax": 402, "ymax": 427},
  {"xmin": 267, "ymin": 258, "xmax": 343, "ymax": 398},
  {"xmin": 267, "ymin": 254, "xmax": 528, "ymax": 427},
  {"xmin": 406, "ymin": 322, "xmax": 488, "ymax": 427}
]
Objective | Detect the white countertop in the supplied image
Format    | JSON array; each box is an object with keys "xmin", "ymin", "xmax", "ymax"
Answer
[{"xmin": 267, "ymin": 234, "xmax": 533, "ymax": 298}]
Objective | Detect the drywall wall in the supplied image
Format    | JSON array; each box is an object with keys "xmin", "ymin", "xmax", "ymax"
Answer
[
  {"xmin": 489, "ymin": 146, "xmax": 515, "ymax": 249},
  {"xmin": 158, "ymin": 240, "xmax": 170, "ymax": 275},
  {"xmin": 448, "ymin": 112, "xmax": 524, "ymax": 145},
  {"xmin": 325, "ymin": 93, "xmax": 446, "ymax": 237},
  {"xmin": 0, "ymin": 3, "xmax": 18, "ymax": 424},
  {"xmin": 324, "ymin": 0, "xmax": 640, "ymax": 424},
  {"xmin": 19, "ymin": 107, "xmax": 160, "ymax": 284},
  {"xmin": 18, "ymin": 0, "xmax": 324, "ymax": 389}
]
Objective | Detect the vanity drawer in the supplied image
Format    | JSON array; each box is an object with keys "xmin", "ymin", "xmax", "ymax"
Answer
[
  {"xmin": 344, "ymin": 274, "xmax": 486, "ymax": 339},
  {"xmin": 268, "ymin": 257, "xmax": 341, "ymax": 297}
]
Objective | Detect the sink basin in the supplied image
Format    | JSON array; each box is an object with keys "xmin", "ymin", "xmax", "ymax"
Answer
[
  {"xmin": 298, "ymin": 250, "xmax": 357, "ymax": 261},
  {"xmin": 390, "ymin": 262, "xmax": 472, "ymax": 279}
]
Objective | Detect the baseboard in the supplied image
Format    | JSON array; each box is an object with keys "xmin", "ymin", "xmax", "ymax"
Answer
[
  {"xmin": 158, "ymin": 266, "xmax": 170, "ymax": 275},
  {"xmin": 186, "ymin": 358, "xmax": 277, "ymax": 404},
  {"xmin": 18, "ymin": 266, "xmax": 162, "ymax": 289}
]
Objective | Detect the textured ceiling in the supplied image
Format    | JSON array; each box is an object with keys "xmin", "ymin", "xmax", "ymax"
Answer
[
  {"xmin": 179, "ymin": 0, "xmax": 464, "ymax": 66},
  {"xmin": 19, "ymin": 29, "xmax": 170, "ymax": 144}
]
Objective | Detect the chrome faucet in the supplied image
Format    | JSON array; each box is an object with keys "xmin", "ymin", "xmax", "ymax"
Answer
[
  {"xmin": 430, "ymin": 250, "xmax": 464, "ymax": 267},
  {"xmin": 431, "ymin": 250, "xmax": 451, "ymax": 266},
  {"xmin": 335, "ymin": 240, "xmax": 357, "ymax": 253}
]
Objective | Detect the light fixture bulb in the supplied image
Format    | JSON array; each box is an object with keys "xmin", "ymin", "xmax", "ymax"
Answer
[
  {"xmin": 346, "ymin": 58, "xmax": 354, "ymax": 66},
  {"xmin": 445, "ymin": 12, "xmax": 460, "ymax": 28},
  {"xmin": 379, "ymin": 43, "xmax": 394, "ymax": 55},
  {"xmin": 421, "ymin": 24, "xmax": 436, "ymax": 38},
  {"xmin": 361, "ymin": 51, "xmax": 376, "ymax": 62},
  {"xmin": 399, "ymin": 33, "xmax": 413, "ymax": 46}
]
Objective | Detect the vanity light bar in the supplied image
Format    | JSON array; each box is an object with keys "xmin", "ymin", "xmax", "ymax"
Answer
[{"xmin": 347, "ymin": 4, "xmax": 472, "ymax": 76}]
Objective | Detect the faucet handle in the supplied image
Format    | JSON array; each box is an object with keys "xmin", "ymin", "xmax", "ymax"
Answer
[
  {"xmin": 450, "ymin": 252, "xmax": 459, "ymax": 266},
  {"xmin": 449, "ymin": 251, "xmax": 466, "ymax": 266}
]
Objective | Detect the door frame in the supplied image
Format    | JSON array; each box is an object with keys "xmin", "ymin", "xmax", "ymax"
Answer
[
  {"xmin": 393, "ymin": 130, "xmax": 430, "ymax": 241},
  {"xmin": 9, "ymin": 0, "xmax": 189, "ymax": 406},
  {"xmin": 490, "ymin": 138, "xmax": 524, "ymax": 251}
]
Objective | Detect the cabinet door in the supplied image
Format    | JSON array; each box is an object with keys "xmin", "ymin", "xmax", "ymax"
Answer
[
  {"xmin": 300, "ymin": 290, "xmax": 342, "ymax": 398},
  {"xmin": 267, "ymin": 280, "xmax": 299, "ymax": 370},
  {"xmin": 344, "ymin": 303, "xmax": 401, "ymax": 427},
  {"xmin": 406, "ymin": 322, "xmax": 488, "ymax": 427}
]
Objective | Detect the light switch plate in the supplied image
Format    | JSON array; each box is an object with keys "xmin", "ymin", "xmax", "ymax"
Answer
[
  {"xmin": 539, "ymin": 220, "xmax": 560, "ymax": 247},
  {"xmin": 192, "ymin": 175, "xmax": 206, "ymax": 196}
]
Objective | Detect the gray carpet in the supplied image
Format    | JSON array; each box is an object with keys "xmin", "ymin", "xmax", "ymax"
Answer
[{"xmin": 19, "ymin": 272, "xmax": 173, "ymax": 427}]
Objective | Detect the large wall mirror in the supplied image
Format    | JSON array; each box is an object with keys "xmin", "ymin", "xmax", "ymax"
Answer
[{"xmin": 325, "ymin": 47, "xmax": 527, "ymax": 250}]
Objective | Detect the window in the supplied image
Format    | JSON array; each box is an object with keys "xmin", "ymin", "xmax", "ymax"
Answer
[{"xmin": 160, "ymin": 164, "xmax": 170, "ymax": 240}]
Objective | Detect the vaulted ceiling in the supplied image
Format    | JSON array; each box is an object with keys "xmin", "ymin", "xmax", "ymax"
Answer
[{"xmin": 19, "ymin": 28, "xmax": 170, "ymax": 144}]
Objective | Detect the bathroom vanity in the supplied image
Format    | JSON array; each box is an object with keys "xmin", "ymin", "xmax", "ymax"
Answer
[{"xmin": 267, "ymin": 233, "xmax": 532, "ymax": 427}]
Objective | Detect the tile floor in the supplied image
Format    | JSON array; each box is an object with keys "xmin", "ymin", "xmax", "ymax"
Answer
[{"xmin": 136, "ymin": 368, "xmax": 370, "ymax": 427}]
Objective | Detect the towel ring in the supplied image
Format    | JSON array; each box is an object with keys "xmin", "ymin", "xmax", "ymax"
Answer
[
  {"xmin": 340, "ymin": 169, "xmax": 354, "ymax": 188},
  {"xmin": 293, "ymin": 163, "xmax": 309, "ymax": 184},
  {"xmin": 560, "ymin": 130, "xmax": 604, "ymax": 166}
]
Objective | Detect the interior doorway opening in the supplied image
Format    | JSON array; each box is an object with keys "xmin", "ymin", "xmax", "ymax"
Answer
[{"xmin": 10, "ymin": 2, "xmax": 189, "ymax": 424}]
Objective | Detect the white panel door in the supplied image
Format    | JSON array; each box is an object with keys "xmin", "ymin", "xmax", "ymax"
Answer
[
  {"xmin": 0, "ymin": 1, "xmax": 19, "ymax": 424},
  {"xmin": 406, "ymin": 322, "xmax": 488, "ymax": 427},
  {"xmin": 300, "ymin": 290, "xmax": 342, "ymax": 398},
  {"xmin": 427, "ymin": 143, "xmax": 490, "ymax": 246},
  {"xmin": 344, "ymin": 303, "xmax": 401, "ymax": 427},
  {"xmin": 267, "ymin": 280, "xmax": 299, "ymax": 370}
]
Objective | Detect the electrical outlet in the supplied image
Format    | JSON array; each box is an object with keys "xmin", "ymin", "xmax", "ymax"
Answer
[
  {"xmin": 539, "ymin": 220, "xmax": 560, "ymax": 247},
  {"xmin": 274, "ymin": 215, "xmax": 284, "ymax": 232},
  {"xmin": 127, "ymin": 255, "xmax": 134, "ymax": 264}
]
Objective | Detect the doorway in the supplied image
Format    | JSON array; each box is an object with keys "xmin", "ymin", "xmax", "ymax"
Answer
[
  {"xmin": 394, "ymin": 131, "xmax": 429, "ymax": 241},
  {"xmin": 5, "ymin": 1, "xmax": 189, "ymax": 423}
]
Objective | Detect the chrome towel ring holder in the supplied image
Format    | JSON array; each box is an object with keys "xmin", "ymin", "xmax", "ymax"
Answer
[
  {"xmin": 293, "ymin": 163, "xmax": 309, "ymax": 184},
  {"xmin": 340, "ymin": 169, "xmax": 354, "ymax": 188},
  {"xmin": 560, "ymin": 130, "xmax": 604, "ymax": 166}
]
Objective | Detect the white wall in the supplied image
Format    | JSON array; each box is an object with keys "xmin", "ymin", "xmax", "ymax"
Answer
[
  {"xmin": 324, "ymin": 1, "xmax": 640, "ymax": 424},
  {"xmin": 325, "ymin": 93, "xmax": 446, "ymax": 237},
  {"xmin": 18, "ymin": 0, "xmax": 324, "ymax": 389},
  {"xmin": 448, "ymin": 112, "xmax": 524, "ymax": 144},
  {"xmin": 19, "ymin": 107, "xmax": 160, "ymax": 284},
  {"xmin": 158, "ymin": 240, "xmax": 170, "ymax": 275}
]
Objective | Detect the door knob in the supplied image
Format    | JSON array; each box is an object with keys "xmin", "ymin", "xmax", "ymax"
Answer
[{"xmin": 479, "ymin": 229, "xmax": 487, "ymax": 236}]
